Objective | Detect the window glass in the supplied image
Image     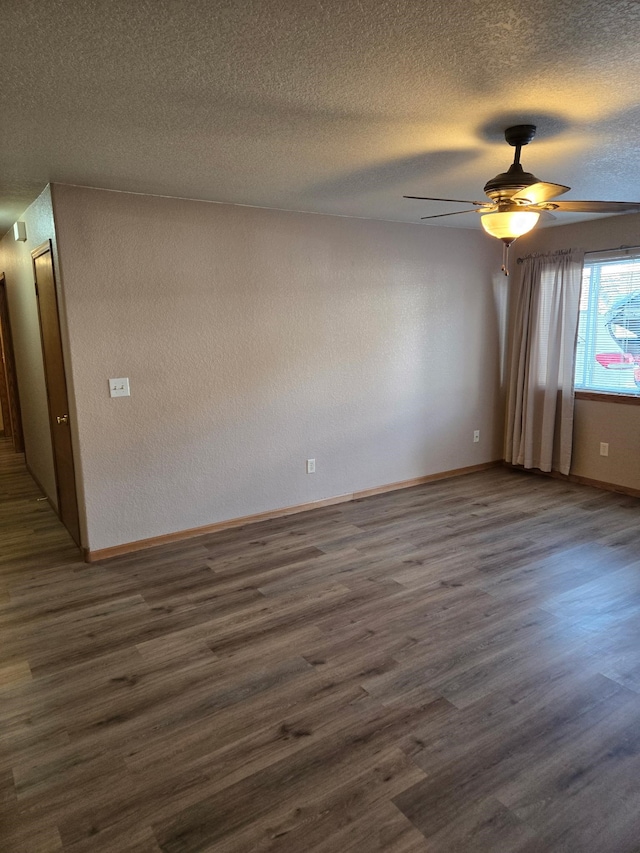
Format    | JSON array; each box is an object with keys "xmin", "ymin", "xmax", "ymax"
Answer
[{"xmin": 575, "ymin": 255, "xmax": 640, "ymax": 395}]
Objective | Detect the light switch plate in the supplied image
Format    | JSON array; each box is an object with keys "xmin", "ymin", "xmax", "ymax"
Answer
[{"xmin": 109, "ymin": 377, "xmax": 130, "ymax": 397}]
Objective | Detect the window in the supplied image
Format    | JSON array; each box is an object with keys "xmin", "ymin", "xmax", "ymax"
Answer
[{"xmin": 574, "ymin": 251, "xmax": 640, "ymax": 396}]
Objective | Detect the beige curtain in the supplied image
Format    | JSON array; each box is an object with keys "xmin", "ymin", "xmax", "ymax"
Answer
[{"xmin": 505, "ymin": 249, "xmax": 584, "ymax": 476}]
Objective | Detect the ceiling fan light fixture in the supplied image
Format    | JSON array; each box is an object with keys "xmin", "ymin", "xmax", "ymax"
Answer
[{"xmin": 481, "ymin": 210, "xmax": 540, "ymax": 244}]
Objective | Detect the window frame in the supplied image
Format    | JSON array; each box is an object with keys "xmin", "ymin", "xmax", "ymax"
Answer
[
  {"xmin": 575, "ymin": 389, "xmax": 640, "ymax": 405},
  {"xmin": 574, "ymin": 250, "xmax": 640, "ymax": 402}
]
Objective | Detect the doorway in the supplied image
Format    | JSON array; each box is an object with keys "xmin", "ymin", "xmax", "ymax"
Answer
[
  {"xmin": 0, "ymin": 274, "xmax": 24, "ymax": 452},
  {"xmin": 32, "ymin": 242, "xmax": 81, "ymax": 546}
]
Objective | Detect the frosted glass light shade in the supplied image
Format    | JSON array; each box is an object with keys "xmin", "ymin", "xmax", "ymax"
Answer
[{"xmin": 481, "ymin": 210, "xmax": 540, "ymax": 241}]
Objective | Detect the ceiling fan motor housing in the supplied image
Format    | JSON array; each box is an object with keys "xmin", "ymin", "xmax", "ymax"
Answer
[{"xmin": 483, "ymin": 163, "xmax": 540, "ymax": 202}]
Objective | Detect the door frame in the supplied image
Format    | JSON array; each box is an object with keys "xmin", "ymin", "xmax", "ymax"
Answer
[{"xmin": 32, "ymin": 240, "xmax": 81, "ymax": 545}]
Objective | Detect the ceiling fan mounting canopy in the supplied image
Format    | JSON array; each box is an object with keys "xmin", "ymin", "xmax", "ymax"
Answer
[{"xmin": 504, "ymin": 124, "xmax": 537, "ymax": 147}]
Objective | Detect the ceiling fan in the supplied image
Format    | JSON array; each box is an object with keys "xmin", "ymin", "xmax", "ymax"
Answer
[{"xmin": 405, "ymin": 124, "xmax": 640, "ymax": 270}]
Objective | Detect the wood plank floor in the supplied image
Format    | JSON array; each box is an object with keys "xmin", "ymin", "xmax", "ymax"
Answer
[{"xmin": 3, "ymin": 437, "xmax": 640, "ymax": 852}]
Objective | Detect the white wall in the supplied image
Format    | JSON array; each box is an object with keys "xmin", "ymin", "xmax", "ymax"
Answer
[
  {"xmin": 516, "ymin": 213, "xmax": 640, "ymax": 491},
  {"xmin": 0, "ymin": 187, "xmax": 58, "ymax": 503},
  {"xmin": 51, "ymin": 184, "xmax": 505, "ymax": 552}
]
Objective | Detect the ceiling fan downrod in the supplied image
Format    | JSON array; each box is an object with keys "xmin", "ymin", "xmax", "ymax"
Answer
[{"xmin": 484, "ymin": 125, "xmax": 539, "ymax": 201}]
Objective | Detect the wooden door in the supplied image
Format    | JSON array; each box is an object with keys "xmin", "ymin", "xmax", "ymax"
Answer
[
  {"xmin": 0, "ymin": 326, "xmax": 11, "ymax": 439},
  {"xmin": 32, "ymin": 243, "xmax": 81, "ymax": 545},
  {"xmin": 0, "ymin": 274, "xmax": 24, "ymax": 452}
]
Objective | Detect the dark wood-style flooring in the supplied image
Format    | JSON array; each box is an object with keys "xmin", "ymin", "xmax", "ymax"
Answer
[{"xmin": 3, "ymin": 438, "xmax": 640, "ymax": 852}]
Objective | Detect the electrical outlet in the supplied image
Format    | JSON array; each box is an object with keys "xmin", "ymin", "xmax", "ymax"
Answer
[
  {"xmin": 306, "ymin": 458, "xmax": 316, "ymax": 474},
  {"xmin": 473, "ymin": 430, "xmax": 480, "ymax": 443},
  {"xmin": 600, "ymin": 442, "xmax": 609, "ymax": 457}
]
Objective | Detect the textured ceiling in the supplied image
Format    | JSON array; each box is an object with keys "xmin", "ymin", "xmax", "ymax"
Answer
[{"xmin": 2, "ymin": 0, "xmax": 640, "ymax": 236}]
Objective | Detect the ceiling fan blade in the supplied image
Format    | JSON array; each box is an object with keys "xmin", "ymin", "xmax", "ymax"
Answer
[
  {"xmin": 546, "ymin": 200, "xmax": 640, "ymax": 214},
  {"xmin": 512, "ymin": 182, "xmax": 571, "ymax": 204},
  {"xmin": 404, "ymin": 195, "xmax": 487, "ymax": 206},
  {"xmin": 420, "ymin": 209, "xmax": 484, "ymax": 220}
]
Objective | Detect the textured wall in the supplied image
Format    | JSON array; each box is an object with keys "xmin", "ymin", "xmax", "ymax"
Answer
[
  {"xmin": 515, "ymin": 213, "xmax": 640, "ymax": 490},
  {"xmin": 0, "ymin": 187, "xmax": 58, "ymax": 504},
  {"xmin": 51, "ymin": 185, "xmax": 505, "ymax": 551}
]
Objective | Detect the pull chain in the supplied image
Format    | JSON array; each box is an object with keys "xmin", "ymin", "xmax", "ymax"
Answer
[{"xmin": 501, "ymin": 242, "xmax": 510, "ymax": 276}]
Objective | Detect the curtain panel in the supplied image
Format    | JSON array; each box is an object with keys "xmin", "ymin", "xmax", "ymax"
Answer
[{"xmin": 505, "ymin": 249, "xmax": 585, "ymax": 476}]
